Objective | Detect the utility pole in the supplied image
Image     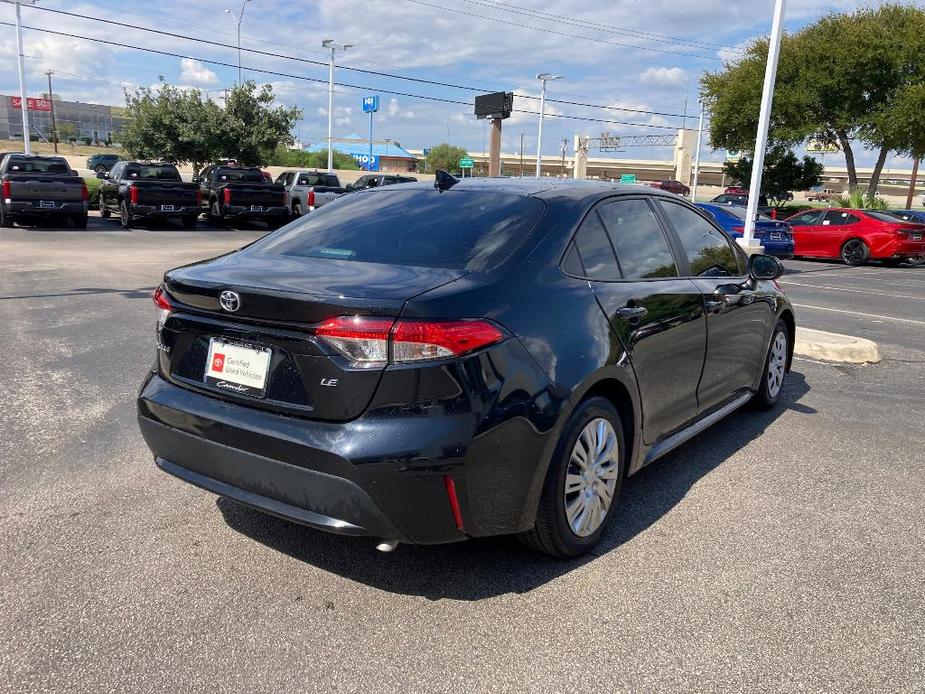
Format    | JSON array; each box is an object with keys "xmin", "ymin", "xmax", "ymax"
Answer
[
  {"xmin": 560, "ymin": 138, "xmax": 568, "ymax": 176},
  {"xmin": 905, "ymin": 156, "xmax": 921, "ymax": 210},
  {"xmin": 535, "ymin": 73, "xmax": 562, "ymax": 178},
  {"xmin": 45, "ymin": 70, "xmax": 57, "ymax": 154},
  {"xmin": 519, "ymin": 133, "xmax": 525, "ymax": 177},
  {"xmin": 691, "ymin": 101, "xmax": 704, "ymax": 200},
  {"xmin": 14, "ymin": 0, "xmax": 33, "ymax": 155},
  {"xmin": 742, "ymin": 0, "xmax": 787, "ymax": 251},
  {"xmin": 322, "ymin": 39, "xmax": 353, "ymax": 173}
]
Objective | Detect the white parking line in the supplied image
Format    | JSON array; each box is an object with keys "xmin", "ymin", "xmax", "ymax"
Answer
[
  {"xmin": 791, "ymin": 303, "xmax": 925, "ymax": 326},
  {"xmin": 780, "ymin": 280, "xmax": 925, "ymax": 301}
]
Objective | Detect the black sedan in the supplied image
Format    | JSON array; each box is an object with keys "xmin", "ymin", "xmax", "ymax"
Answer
[{"xmin": 138, "ymin": 176, "xmax": 794, "ymax": 557}]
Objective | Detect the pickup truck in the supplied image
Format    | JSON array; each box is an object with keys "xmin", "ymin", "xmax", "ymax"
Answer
[
  {"xmin": 274, "ymin": 170, "xmax": 346, "ymax": 216},
  {"xmin": 0, "ymin": 154, "xmax": 88, "ymax": 228},
  {"xmin": 345, "ymin": 174, "xmax": 417, "ymax": 192},
  {"xmin": 806, "ymin": 187, "xmax": 837, "ymax": 202},
  {"xmin": 98, "ymin": 162, "xmax": 201, "ymax": 229},
  {"xmin": 196, "ymin": 165, "xmax": 288, "ymax": 228}
]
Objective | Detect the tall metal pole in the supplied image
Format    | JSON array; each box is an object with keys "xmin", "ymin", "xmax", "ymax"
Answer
[
  {"xmin": 535, "ymin": 79, "xmax": 547, "ymax": 178},
  {"xmin": 326, "ymin": 45, "xmax": 334, "ymax": 172},
  {"xmin": 519, "ymin": 133, "xmax": 524, "ymax": 177},
  {"xmin": 742, "ymin": 0, "xmax": 787, "ymax": 249},
  {"xmin": 691, "ymin": 101, "xmax": 704, "ymax": 200},
  {"xmin": 368, "ymin": 109, "xmax": 373, "ymax": 173},
  {"xmin": 45, "ymin": 70, "xmax": 57, "ymax": 154},
  {"xmin": 14, "ymin": 0, "xmax": 31, "ymax": 155}
]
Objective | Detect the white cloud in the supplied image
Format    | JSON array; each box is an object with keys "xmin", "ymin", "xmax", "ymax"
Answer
[
  {"xmin": 639, "ymin": 67, "xmax": 688, "ymax": 88},
  {"xmin": 179, "ymin": 59, "xmax": 218, "ymax": 86},
  {"xmin": 386, "ymin": 97, "xmax": 416, "ymax": 120}
]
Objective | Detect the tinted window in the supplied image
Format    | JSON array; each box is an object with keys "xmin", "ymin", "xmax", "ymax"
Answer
[
  {"xmin": 572, "ymin": 213, "xmax": 620, "ymax": 281},
  {"xmin": 718, "ymin": 206, "xmax": 774, "ymax": 222},
  {"xmin": 659, "ymin": 201, "xmax": 743, "ymax": 277},
  {"xmin": 561, "ymin": 242, "xmax": 583, "ymax": 276},
  {"xmin": 298, "ymin": 173, "xmax": 339, "ymax": 187},
  {"xmin": 823, "ymin": 210, "xmax": 860, "ymax": 225},
  {"xmin": 250, "ymin": 189, "xmax": 545, "ymax": 271},
  {"xmin": 790, "ymin": 211, "xmax": 823, "ymax": 226},
  {"xmin": 123, "ymin": 164, "xmax": 180, "ymax": 180},
  {"xmin": 214, "ymin": 168, "xmax": 264, "ymax": 183},
  {"xmin": 864, "ymin": 211, "xmax": 900, "ymax": 223},
  {"xmin": 6, "ymin": 157, "xmax": 70, "ymax": 174},
  {"xmin": 597, "ymin": 199, "xmax": 678, "ymax": 279}
]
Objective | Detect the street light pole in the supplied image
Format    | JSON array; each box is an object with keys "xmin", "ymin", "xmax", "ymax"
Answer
[
  {"xmin": 13, "ymin": 0, "xmax": 33, "ymax": 155},
  {"xmin": 519, "ymin": 132, "xmax": 524, "ymax": 177},
  {"xmin": 742, "ymin": 0, "xmax": 787, "ymax": 250},
  {"xmin": 322, "ymin": 39, "xmax": 353, "ymax": 173},
  {"xmin": 45, "ymin": 70, "xmax": 57, "ymax": 154},
  {"xmin": 535, "ymin": 73, "xmax": 561, "ymax": 178},
  {"xmin": 691, "ymin": 101, "xmax": 705, "ymax": 201},
  {"xmin": 224, "ymin": 0, "xmax": 250, "ymax": 85}
]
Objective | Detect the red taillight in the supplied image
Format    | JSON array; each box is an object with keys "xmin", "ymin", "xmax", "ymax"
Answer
[
  {"xmin": 152, "ymin": 285, "xmax": 171, "ymax": 310},
  {"xmin": 81, "ymin": 183, "xmax": 89, "ymax": 202},
  {"xmin": 129, "ymin": 186, "xmax": 138, "ymax": 204},
  {"xmin": 308, "ymin": 189, "xmax": 315, "ymax": 208},
  {"xmin": 223, "ymin": 188, "xmax": 232, "ymax": 205},
  {"xmin": 195, "ymin": 190, "xmax": 202, "ymax": 206},
  {"xmin": 2, "ymin": 180, "xmax": 10, "ymax": 200},
  {"xmin": 315, "ymin": 316, "xmax": 505, "ymax": 367},
  {"xmin": 731, "ymin": 226, "xmax": 744, "ymax": 233}
]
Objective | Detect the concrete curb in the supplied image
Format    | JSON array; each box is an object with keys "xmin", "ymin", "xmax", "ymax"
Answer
[{"xmin": 794, "ymin": 327, "xmax": 880, "ymax": 364}]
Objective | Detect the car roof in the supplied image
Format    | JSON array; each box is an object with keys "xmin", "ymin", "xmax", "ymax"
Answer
[{"xmin": 371, "ymin": 176, "xmax": 683, "ymax": 204}]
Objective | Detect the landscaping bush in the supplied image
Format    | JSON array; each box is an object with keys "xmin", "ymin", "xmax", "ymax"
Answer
[{"xmin": 83, "ymin": 176, "xmax": 102, "ymax": 210}]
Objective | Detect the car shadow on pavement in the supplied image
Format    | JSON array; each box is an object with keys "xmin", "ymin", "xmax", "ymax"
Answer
[
  {"xmin": 218, "ymin": 371, "xmax": 813, "ymax": 601},
  {"xmin": 0, "ymin": 286, "xmax": 155, "ymax": 301}
]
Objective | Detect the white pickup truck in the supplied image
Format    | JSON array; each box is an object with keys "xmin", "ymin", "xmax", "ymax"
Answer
[{"xmin": 274, "ymin": 170, "xmax": 346, "ymax": 217}]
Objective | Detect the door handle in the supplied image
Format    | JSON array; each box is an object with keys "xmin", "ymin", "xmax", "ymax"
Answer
[{"xmin": 616, "ymin": 306, "xmax": 648, "ymax": 319}]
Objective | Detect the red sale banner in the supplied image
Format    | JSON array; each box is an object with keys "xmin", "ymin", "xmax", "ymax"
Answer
[{"xmin": 10, "ymin": 97, "xmax": 52, "ymax": 112}]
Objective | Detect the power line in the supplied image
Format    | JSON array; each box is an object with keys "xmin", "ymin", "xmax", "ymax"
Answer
[
  {"xmin": 0, "ymin": 20, "xmax": 680, "ymax": 131},
  {"xmin": 458, "ymin": 0, "xmax": 742, "ymax": 52},
  {"xmin": 403, "ymin": 0, "xmax": 725, "ymax": 61},
  {"xmin": 22, "ymin": 5, "xmax": 690, "ymax": 121}
]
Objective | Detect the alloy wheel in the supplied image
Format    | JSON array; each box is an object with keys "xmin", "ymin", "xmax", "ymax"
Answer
[
  {"xmin": 767, "ymin": 329, "xmax": 787, "ymax": 398},
  {"xmin": 564, "ymin": 418, "xmax": 620, "ymax": 537},
  {"xmin": 841, "ymin": 240, "xmax": 866, "ymax": 265}
]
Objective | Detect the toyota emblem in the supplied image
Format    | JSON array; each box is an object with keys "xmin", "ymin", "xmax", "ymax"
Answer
[{"xmin": 219, "ymin": 290, "xmax": 241, "ymax": 312}]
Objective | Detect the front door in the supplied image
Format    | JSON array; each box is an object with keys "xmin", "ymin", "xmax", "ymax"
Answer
[
  {"xmin": 788, "ymin": 210, "xmax": 826, "ymax": 256},
  {"xmin": 575, "ymin": 198, "xmax": 707, "ymax": 443}
]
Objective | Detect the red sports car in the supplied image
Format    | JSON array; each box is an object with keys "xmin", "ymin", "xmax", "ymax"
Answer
[{"xmin": 785, "ymin": 208, "xmax": 925, "ymax": 266}]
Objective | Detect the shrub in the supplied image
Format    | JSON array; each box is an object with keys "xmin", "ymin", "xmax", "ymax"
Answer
[
  {"xmin": 83, "ymin": 177, "xmax": 102, "ymax": 209},
  {"xmin": 834, "ymin": 188, "xmax": 888, "ymax": 210}
]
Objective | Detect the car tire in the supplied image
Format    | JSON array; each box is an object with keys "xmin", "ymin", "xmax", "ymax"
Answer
[
  {"xmin": 94, "ymin": 165, "xmax": 107, "ymax": 174},
  {"xmin": 520, "ymin": 397, "xmax": 625, "ymax": 558},
  {"xmin": 751, "ymin": 319, "xmax": 789, "ymax": 410},
  {"xmin": 71, "ymin": 213, "xmax": 88, "ymax": 230},
  {"xmin": 210, "ymin": 202, "xmax": 224, "ymax": 228},
  {"xmin": 181, "ymin": 215, "xmax": 197, "ymax": 230},
  {"xmin": 293, "ymin": 202, "xmax": 303, "ymax": 217},
  {"xmin": 119, "ymin": 201, "xmax": 133, "ymax": 229},
  {"xmin": 0, "ymin": 207, "xmax": 12, "ymax": 228},
  {"xmin": 100, "ymin": 205, "xmax": 111, "ymax": 219},
  {"xmin": 840, "ymin": 239, "xmax": 869, "ymax": 266}
]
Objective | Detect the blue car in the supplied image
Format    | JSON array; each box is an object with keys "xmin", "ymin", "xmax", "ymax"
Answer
[
  {"xmin": 696, "ymin": 203, "xmax": 795, "ymax": 258},
  {"xmin": 887, "ymin": 209, "xmax": 925, "ymax": 223}
]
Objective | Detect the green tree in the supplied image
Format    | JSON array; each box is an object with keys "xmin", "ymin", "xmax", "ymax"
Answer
[
  {"xmin": 702, "ymin": 4, "xmax": 925, "ymax": 195},
  {"xmin": 266, "ymin": 145, "xmax": 358, "ymax": 170},
  {"xmin": 723, "ymin": 146, "xmax": 824, "ymax": 206},
  {"xmin": 426, "ymin": 143, "xmax": 469, "ymax": 175},
  {"xmin": 56, "ymin": 122, "xmax": 78, "ymax": 143},
  {"xmin": 219, "ymin": 81, "xmax": 301, "ymax": 165}
]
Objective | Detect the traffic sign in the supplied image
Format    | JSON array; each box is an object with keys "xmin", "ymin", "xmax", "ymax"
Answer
[
  {"xmin": 725, "ymin": 150, "xmax": 741, "ymax": 163},
  {"xmin": 620, "ymin": 173, "xmax": 637, "ymax": 184},
  {"xmin": 352, "ymin": 153, "xmax": 379, "ymax": 171},
  {"xmin": 459, "ymin": 158, "xmax": 474, "ymax": 169},
  {"xmin": 423, "ymin": 147, "xmax": 431, "ymax": 156},
  {"xmin": 362, "ymin": 95, "xmax": 379, "ymax": 113}
]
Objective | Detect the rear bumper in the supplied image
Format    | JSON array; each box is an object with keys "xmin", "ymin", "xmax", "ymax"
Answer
[
  {"xmin": 220, "ymin": 205, "xmax": 288, "ymax": 220},
  {"xmin": 129, "ymin": 204, "xmax": 200, "ymax": 219},
  {"xmin": 879, "ymin": 239, "xmax": 925, "ymax": 258},
  {"xmin": 5, "ymin": 201, "xmax": 86, "ymax": 216}
]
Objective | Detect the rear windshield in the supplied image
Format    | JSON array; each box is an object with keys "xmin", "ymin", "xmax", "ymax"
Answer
[
  {"xmin": 867, "ymin": 211, "xmax": 908, "ymax": 223},
  {"xmin": 297, "ymin": 173, "xmax": 339, "ymax": 187},
  {"xmin": 249, "ymin": 189, "xmax": 546, "ymax": 271},
  {"xmin": 717, "ymin": 205, "xmax": 774, "ymax": 222},
  {"xmin": 6, "ymin": 157, "xmax": 70, "ymax": 174},
  {"xmin": 124, "ymin": 164, "xmax": 180, "ymax": 180},
  {"xmin": 215, "ymin": 168, "xmax": 264, "ymax": 183}
]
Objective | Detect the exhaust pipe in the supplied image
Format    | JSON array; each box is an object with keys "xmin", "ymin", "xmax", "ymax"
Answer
[{"xmin": 376, "ymin": 540, "xmax": 399, "ymax": 553}]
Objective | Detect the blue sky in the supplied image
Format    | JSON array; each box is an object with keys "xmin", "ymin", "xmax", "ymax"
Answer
[{"xmin": 0, "ymin": 0, "xmax": 900, "ymax": 167}]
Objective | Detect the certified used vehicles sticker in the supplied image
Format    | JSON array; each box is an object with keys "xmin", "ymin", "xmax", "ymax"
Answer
[{"xmin": 204, "ymin": 339, "xmax": 271, "ymax": 397}]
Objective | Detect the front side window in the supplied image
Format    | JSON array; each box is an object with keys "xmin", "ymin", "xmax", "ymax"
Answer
[
  {"xmin": 597, "ymin": 199, "xmax": 679, "ymax": 279},
  {"xmin": 823, "ymin": 210, "xmax": 859, "ymax": 226},
  {"xmin": 789, "ymin": 211, "xmax": 823, "ymax": 226},
  {"xmin": 658, "ymin": 201, "xmax": 743, "ymax": 277}
]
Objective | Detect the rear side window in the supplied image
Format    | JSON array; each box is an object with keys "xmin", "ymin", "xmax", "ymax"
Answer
[
  {"xmin": 823, "ymin": 210, "xmax": 860, "ymax": 225},
  {"xmin": 658, "ymin": 201, "xmax": 743, "ymax": 277},
  {"xmin": 572, "ymin": 213, "xmax": 621, "ymax": 281},
  {"xmin": 597, "ymin": 199, "xmax": 679, "ymax": 279},
  {"xmin": 249, "ymin": 189, "xmax": 546, "ymax": 271},
  {"xmin": 790, "ymin": 211, "xmax": 823, "ymax": 226}
]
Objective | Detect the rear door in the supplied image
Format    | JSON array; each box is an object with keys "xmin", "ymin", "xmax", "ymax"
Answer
[
  {"xmin": 575, "ymin": 197, "xmax": 706, "ymax": 443},
  {"xmin": 820, "ymin": 210, "xmax": 861, "ymax": 256},
  {"xmin": 656, "ymin": 199, "xmax": 768, "ymax": 410}
]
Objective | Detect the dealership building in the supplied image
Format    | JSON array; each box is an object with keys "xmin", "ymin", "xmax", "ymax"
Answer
[{"xmin": 0, "ymin": 95, "xmax": 128, "ymax": 143}]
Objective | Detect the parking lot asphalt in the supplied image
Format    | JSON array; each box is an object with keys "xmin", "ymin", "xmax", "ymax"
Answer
[{"xmin": 1, "ymin": 227, "xmax": 924, "ymax": 693}]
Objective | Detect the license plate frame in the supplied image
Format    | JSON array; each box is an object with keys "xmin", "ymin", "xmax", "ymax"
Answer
[
  {"xmin": 250, "ymin": 205, "xmax": 264, "ymax": 212},
  {"xmin": 161, "ymin": 204, "xmax": 175, "ymax": 212},
  {"xmin": 204, "ymin": 338, "xmax": 272, "ymax": 398},
  {"xmin": 38, "ymin": 200, "xmax": 56, "ymax": 209},
  {"xmin": 913, "ymin": 232, "xmax": 922, "ymax": 241}
]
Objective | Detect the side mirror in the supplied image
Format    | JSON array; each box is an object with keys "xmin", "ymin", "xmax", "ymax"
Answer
[
  {"xmin": 191, "ymin": 176, "xmax": 200, "ymax": 184},
  {"xmin": 96, "ymin": 171, "xmax": 108, "ymax": 179},
  {"xmin": 747, "ymin": 254, "xmax": 784, "ymax": 281},
  {"xmin": 71, "ymin": 170, "xmax": 80, "ymax": 177}
]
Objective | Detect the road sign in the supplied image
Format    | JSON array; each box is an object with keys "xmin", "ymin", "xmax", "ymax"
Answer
[
  {"xmin": 725, "ymin": 150, "xmax": 741, "ymax": 163},
  {"xmin": 459, "ymin": 158, "xmax": 474, "ymax": 169},
  {"xmin": 10, "ymin": 96, "xmax": 52, "ymax": 112},
  {"xmin": 352, "ymin": 153, "xmax": 379, "ymax": 171},
  {"xmin": 474, "ymin": 92, "xmax": 513, "ymax": 120},
  {"xmin": 620, "ymin": 173, "xmax": 637, "ymax": 184},
  {"xmin": 362, "ymin": 95, "xmax": 379, "ymax": 113},
  {"xmin": 423, "ymin": 147, "xmax": 431, "ymax": 156}
]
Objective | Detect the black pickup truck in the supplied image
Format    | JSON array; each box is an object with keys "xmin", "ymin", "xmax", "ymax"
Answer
[
  {"xmin": 0, "ymin": 155, "xmax": 88, "ymax": 228},
  {"xmin": 195, "ymin": 165, "xmax": 287, "ymax": 228},
  {"xmin": 99, "ymin": 162, "xmax": 201, "ymax": 229}
]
